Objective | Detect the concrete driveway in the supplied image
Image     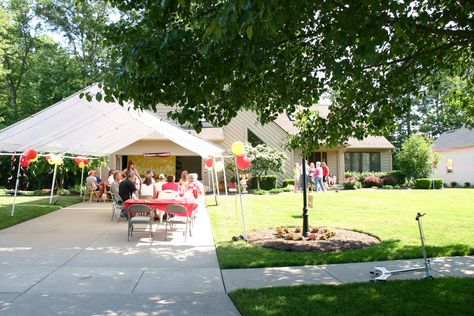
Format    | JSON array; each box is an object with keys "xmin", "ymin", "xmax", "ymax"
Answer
[{"xmin": 0, "ymin": 202, "xmax": 239, "ymax": 315}]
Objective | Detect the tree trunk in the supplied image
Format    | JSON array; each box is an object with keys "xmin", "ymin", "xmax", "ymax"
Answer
[{"xmin": 257, "ymin": 176, "xmax": 260, "ymax": 190}]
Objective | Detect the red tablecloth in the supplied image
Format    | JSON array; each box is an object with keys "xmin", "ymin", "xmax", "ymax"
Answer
[{"xmin": 124, "ymin": 198, "xmax": 198, "ymax": 217}]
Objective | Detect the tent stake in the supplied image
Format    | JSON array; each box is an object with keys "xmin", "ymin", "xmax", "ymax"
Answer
[
  {"xmin": 49, "ymin": 164, "xmax": 58, "ymax": 204},
  {"xmin": 10, "ymin": 158, "xmax": 22, "ymax": 216}
]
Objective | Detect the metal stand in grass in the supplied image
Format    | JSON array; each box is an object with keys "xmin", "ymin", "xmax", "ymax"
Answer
[
  {"xmin": 370, "ymin": 212, "xmax": 433, "ymax": 282},
  {"xmin": 232, "ymin": 163, "xmax": 248, "ymax": 242}
]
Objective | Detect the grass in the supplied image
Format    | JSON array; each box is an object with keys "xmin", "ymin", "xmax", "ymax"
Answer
[
  {"xmin": 229, "ymin": 278, "xmax": 474, "ymax": 316},
  {"xmin": 0, "ymin": 195, "xmax": 83, "ymax": 230},
  {"xmin": 208, "ymin": 189, "xmax": 474, "ymax": 268}
]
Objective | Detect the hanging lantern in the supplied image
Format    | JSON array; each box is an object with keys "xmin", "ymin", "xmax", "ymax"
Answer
[
  {"xmin": 205, "ymin": 156, "xmax": 214, "ymax": 168},
  {"xmin": 231, "ymin": 141, "xmax": 245, "ymax": 156},
  {"xmin": 214, "ymin": 161, "xmax": 224, "ymax": 172},
  {"xmin": 20, "ymin": 156, "xmax": 31, "ymax": 168},
  {"xmin": 236, "ymin": 155, "xmax": 251, "ymax": 170}
]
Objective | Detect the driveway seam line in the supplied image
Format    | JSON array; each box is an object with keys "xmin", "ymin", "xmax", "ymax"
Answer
[{"xmin": 131, "ymin": 270, "xmax": 146, "ymax": 294}]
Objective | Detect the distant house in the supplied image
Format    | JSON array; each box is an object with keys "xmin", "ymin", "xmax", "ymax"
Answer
[{"xmin": 432, "ymin": 127, "xmax": 474, "ymax": 186}]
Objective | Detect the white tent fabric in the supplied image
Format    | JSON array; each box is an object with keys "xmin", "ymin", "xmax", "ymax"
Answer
[{"xmin": 0, "ymin": 85, "xmax": 224, "ymax": 157}]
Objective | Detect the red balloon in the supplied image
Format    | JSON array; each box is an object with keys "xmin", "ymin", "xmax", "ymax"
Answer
[
  {"xmin": 24, "ymin": 149, "xmax": 37, "ymax": 160},
  {"xmin": 20, "ymin": 157, "xmax": 31, "ymax": 168},
  {"xmin": 236, "ymin": 155, "xmax": 251, "ymax": 170},
  {"xmin": 205, "ymin": 157, "xmax": 214, "ymax": 168},
  {"xmin": 74, "ymin": 156, "xmax": 82, "ymax": 164},
  {"xmin": 83, "ymin": 159, "xmax": 89, "ymax": 165}
]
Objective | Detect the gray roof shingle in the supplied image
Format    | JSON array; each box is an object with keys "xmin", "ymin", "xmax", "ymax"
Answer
[{"xmin": 433, "ymin": 127, "xmax": 474, "ymax": 149}]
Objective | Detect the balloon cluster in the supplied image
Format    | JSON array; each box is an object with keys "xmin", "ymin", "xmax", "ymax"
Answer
[
  {"xmin": 74, "ymin": 156, "xmax": 89, "ymax": 169},
  {"xmin": 46, "ymin": 154, "xmax": 63, "ymax": 166},
  {"xmin": 204, "ymin": 156, "xmax": 214, "ymax": 169},
  {"xmin": 20, "ymin": 149, "xmax": 38, "ymax": 168},
  {"xmin": 231, "ymin": 141, "xmax": 251, "ymax": 170}
]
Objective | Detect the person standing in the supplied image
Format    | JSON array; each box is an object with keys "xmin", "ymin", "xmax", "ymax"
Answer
[
  {"xmin": 313, "ymin": 162, "xmax": 326, "ymax": 192},
  {"xmin": 123, "ymin": 161, "xmax": 142, "ymax": 192},
  {"xmin": 309, "ymin": 162, "xmax": 315, "ymax": 191},
  {"xmin": 322, "ymin": 162, "xmax": 330, "ymax": 190},
  {"xmin": 178, "ymin": 170, "xmax": 189, "ymax": 195},
  {"xmin": 293, "ymin": 162, "xmax": 301, "ymax": 193}
]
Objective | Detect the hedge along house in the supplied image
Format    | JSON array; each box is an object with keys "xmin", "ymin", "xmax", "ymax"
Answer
[
  {"xmin": 0, "ymin": 85, "xmax": 225, "ymax": 190},
  {"xmin": 432, "ymin": 127, "xmax": 474, "ymax": 187}
]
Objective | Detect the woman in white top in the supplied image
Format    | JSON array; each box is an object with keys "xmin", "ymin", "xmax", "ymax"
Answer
[{"xmin": 140, "ymin": 173, "xmax": 156, "ymax": 199}]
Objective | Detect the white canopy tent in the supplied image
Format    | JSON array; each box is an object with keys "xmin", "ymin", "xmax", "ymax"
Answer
[
  {"xmin": 0, "ymin": 85, "xmax": 224, "ymax": 158},
  {"xmin": 0, "ymin": 85, "xmax": 226, "ymax": 214}
]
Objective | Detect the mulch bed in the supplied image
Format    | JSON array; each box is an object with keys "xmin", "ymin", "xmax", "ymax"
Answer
[{"xmin": 247, "ymin": 228, "xmax": 380, "ymax": 252}]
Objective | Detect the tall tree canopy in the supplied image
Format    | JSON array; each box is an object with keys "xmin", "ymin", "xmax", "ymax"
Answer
[{"xmin": 102, "ymin": 0, "xmax": 473, "ymax": 146}]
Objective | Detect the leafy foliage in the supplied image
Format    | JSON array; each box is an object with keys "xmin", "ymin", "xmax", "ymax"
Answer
[
  {"xmin": 415, "ymin": 178, "xmax": 443, "ymax": 190},
  {"xmin": 102, "ymin": 0, "xmax": 473, "ymax": 147},
  {"xmin": 246, "ymin": 144, "xmax": 286, "ymax": 189},
  {"xmin": 396, "ymin": 135, "xmax": 438, "ymax": 180}
]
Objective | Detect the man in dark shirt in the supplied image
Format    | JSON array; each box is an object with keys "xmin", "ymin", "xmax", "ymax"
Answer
[{"xmin": 119, "ymin": 171, "xmax": 137, "ymax": 202}]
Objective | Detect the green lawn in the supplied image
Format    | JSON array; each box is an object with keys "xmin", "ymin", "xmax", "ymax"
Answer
[
  {"xmin": 0, "ymin": 195, "xmax": 83, "ymax": 230},
  {"xmin": 208, "ymin": 189, "xmax": 474, "ymax": 268},
  {"xmin": 229, "ymin": 278, "xmax": 474, "ymax": 316}
]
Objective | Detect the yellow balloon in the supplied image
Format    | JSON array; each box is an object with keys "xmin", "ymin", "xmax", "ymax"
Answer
[
  {"xmin": 231, "ymin": 141, "xmax": 245, "ymax": 156},
  {"xmin": 78, "ymin": 162, "xmax": 85, "ymax": 168}
]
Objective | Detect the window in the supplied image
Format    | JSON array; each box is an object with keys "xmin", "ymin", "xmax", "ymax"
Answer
[
  {"xmin": 345, "ymin": 152, "xmax": 381, "ymax": 172},
  {"xmin": 247, "ymin": 129, "xmax": 265, "ymax": 146}
]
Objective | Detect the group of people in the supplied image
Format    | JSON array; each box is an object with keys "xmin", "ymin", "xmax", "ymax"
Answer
[
  {"xmin": 86, "ymin": 160, "xmax": 204, "ymax": 203},
  {"xmin": 293, "ymin": 161, "xmax": 337, "ymax": 193}
]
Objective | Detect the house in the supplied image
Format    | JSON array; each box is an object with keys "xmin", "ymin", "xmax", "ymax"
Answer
[
  {"xmin": 432, "ymin": 127, "xmax": 474, "ymax": 186},
  {"xmin": 134, "ymin": 104, "xmax": 394, "ymax": 185}
]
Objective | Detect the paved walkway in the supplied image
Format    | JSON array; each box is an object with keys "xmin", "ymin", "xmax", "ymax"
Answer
[
  {"xmin": 1, "ymin": 202, "xmax": 473, "ymax": 315},
  {"xmin": 0, "ymin": 202, "xmax": 239, "ymax": 315},
  {"xmin": 222, "ymin": 256, "xmax": 474, "ymax": 292}
]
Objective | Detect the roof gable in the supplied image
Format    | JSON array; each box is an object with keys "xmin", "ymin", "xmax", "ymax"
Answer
[{"xmin": 433, "ymin": 127, "xmax": 474, "ymax": 150}]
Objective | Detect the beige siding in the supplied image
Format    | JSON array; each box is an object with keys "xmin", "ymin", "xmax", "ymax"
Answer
[
  {"xmin": 381, "ymin": 150, "xmax": 392, "ymax": 172},
  {"xmin": 222, "ymin": 111, "xmax": 293, "ymax": 184},
  {"xmin": 327, "ymin": 152, "xmax": 337, "ymax": 175}
]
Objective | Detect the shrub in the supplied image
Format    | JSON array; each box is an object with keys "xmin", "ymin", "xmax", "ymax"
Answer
[
  {"xmin": 394, "ymin": 185, "xmax": 401, "ymax": 189},
  {"xmin": 269, "ymin": 188, "xmax": 284, "ymax": 194},
  {"xmin": 451, "ymin": 181, "xmax": 458, "ymax": 188},
  {"xmin": 363, "ymin": 176, "xmax": 383, "ymax": 188},
  {"xmin": 250, "ymin": 175, "xmax": 277, "ymax": 190},
  {"xmin": 415, "ymin": 178, "xmax": 431, "ymax": 189},
  {"xmin": 382, "ymin": 176, "xmax": 398, "ymax": 186},
  {"xmin": 415, "ymin": 178, "xmax": 443, "ymax": 189},
  {"xmin": 397, "ymin": 135, "xmax": 436, "ymax": 179},
  {"xmin": 343, "ymin": 177, "xmax": 359, "ymax": 190},
  {"xmin": 433, "ymin": 179, "xmax": 443, "ymax": 189},
  {"xmin": 383, "ymin": 185, "xmax": 394, "ymax": 190},
  {"xmin": 387, "ymin": 170, "xmax": 407, "ymax": 185},
  {"xmin": 282, "ymin": 179, "xmax": 295, "ymax": 187},
  {"xmin": 465, "ymin": 182, "xmax": 471, "ymax": 188},
  {"xmin": 251, "ymin": 189, "xmax": 267, "ymax": 195}
]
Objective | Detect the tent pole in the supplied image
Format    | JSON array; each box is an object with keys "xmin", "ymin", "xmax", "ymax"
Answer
[
  {"xmin": 222, "ymin": 157, "xmax": 228, "ymax": 196},
  {"xmin": 207, "ymin": 169, "xmax": 211, "ymax": 193},
  {"xmin": 212, "ymin": 166, "xmax": 219, "ymax": 205},
  {"xmin": 10, "ymin": 158, "xmax": 22, "ymax": 216},
  {"xmin": 80, "ymin": 167, "xmax": 84, "ymax": 197},
  {"xmin": 49, "ymin": 164, "xmax": 58, "ymax": 204},
  {"xmin": 213, "ymin": 157, "xmax": 220, "ymax": 198},
  {"xmin": 235, "ymin": 164, "xmax": 247, "ymax": 240}
]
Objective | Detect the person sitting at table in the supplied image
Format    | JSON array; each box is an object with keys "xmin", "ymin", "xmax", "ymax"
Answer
[
  {"xmin": 140, "ymin": 172, "xmax": 156, "ymax": 199},
  {"xmin": 107, "ymin": 170, "xmax": 115, "ymax": 185},
  {"xmin": 86, "ymin": 170, "xmax": 101, "ymax": 201},
  {"xmin": 162, "ymin": 175, "xmax": 179, "ymax": 192},
  {"xmin": 187, "ymin": 173, "xmax": 204, "ymax": 199},
  {"xmin": 119, "ymin": 171, "xmax": 137, "ymax": 202},
  {"xmin": 110, "ymin": 171, "xmax": 123, "ymax": 196},
  {"xmin": 155, "ymin": 173, "xmax": 166, "ymax": 192}
]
